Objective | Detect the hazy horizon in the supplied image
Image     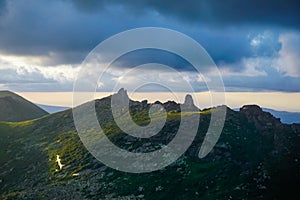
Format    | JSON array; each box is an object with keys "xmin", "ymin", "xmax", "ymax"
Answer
[{"xmin": 14, "ymin": 91, "xmax": 300, "ymax": 113}]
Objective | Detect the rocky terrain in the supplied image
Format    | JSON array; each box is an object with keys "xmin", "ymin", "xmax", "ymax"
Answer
[{"xmin": 0, "ymin": 89, "xmax": 299, "ymax": 199}]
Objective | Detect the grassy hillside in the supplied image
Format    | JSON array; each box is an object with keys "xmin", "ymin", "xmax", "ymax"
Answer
[
  {"xmin": 0, "ymin": 91, "xmax": 48, "ymax": 122},
  {"xmin": 0, "ymin": 95, "xmax": 299, "ymax": 199}
]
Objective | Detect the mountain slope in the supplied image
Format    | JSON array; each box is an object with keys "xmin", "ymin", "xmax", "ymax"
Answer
[
  {"xmin": 0, "ymin": 91, "xmax": 48, "ymax": 122},
  {"xmin": 0, "ymin": 90, "xmax": 299, "ymax": 199}
]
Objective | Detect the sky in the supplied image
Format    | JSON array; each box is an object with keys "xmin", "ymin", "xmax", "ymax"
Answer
[{"xmin": 0, "ymin": 0, "xmax": 300, "ymax": 110}]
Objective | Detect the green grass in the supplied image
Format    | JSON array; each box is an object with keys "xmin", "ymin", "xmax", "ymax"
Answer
[{"xmin": 0, "ymin": 100, "xmax": 299, "ymax": 199}]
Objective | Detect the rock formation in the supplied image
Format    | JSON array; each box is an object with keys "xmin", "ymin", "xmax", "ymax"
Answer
[
  {"xmin": 240, "ymin": 105, "xmax": 282, "ymax": 135},
  {"xmin": 182, "ymin": 94, "xmax": 199, "ymax": 111},
  {"xmin": 111, "ymin": 88, "xmax": 130, "ymax": 106}
]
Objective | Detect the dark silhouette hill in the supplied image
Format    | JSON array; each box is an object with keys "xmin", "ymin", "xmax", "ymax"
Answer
[{"xmin": 0, "ymin": 91, "xmax": 48, "ymax": 122}]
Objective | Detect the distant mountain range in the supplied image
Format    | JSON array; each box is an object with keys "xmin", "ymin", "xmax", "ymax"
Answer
[
  {"xmin": 233, "ymin": 107, "xmax": 300, "ymax": 124},
  {"xmin": 36, "ymin": 104, "xmax": 70, "ymax": 114},
  {"xmin": 262, "ymin": 108, "xmax": 300, "ymax": 124},
  {"xmin": 0, "ymin": 89, "xmax": 299, "ymax": 199},
  {"xmin": 0, "ymin": 91, "xmax": 48, "ymax": 122}
]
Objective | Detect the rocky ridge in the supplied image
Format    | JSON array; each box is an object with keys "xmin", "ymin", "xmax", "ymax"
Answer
[{"xmin": 0, "ymin": 90, "xmax": 299, "ymax": 199}]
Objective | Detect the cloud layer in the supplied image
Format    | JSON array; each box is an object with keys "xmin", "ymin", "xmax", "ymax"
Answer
[{"xmin": 0, "ymin": 0, "xmax": 299, "ymax": 92}]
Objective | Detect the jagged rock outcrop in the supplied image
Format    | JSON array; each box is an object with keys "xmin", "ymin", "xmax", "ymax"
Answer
[
  {"xmin": 162, "ymin": 101, "xmax": 180, "ymax": 112},
  {"xmin": 182, "ymin": 94, "xmax": 199, "ymax": 111},
  {"xmin": 240, "ymin": 105, "xmax": 282, "ymax": 135},
  {"xmin": 141, "ymin": 100, "xmax": 148, "ymax": 109},
  {"xmin": 111, "ymin": 88, "xmax": 130, "ymax": 106},
  {"xmin": 153, "ymin": 100, "xmax": 162, "ymax": 105}
]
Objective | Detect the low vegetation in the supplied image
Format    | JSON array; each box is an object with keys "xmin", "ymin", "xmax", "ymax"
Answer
[{"xmin": 0, "ymin": 93, "xmax": 299, "ymax": 199}]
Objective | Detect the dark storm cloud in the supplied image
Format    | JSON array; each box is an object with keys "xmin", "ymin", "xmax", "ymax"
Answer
[
  {"xmin": 0, "ymin": 0, "xmax": 300, "ymax": 93},
  {"xmin": 0, "ymin": 0, "xmax": 7, "ymax": 14},
  {"xmin": 112, "ymin": 49, "xmax": 195, "ymax": 71},
  {"xmin": 88, "ymin": 30, "xmax": 264, "ymax": 72},
  {"xmin": 71, "ymin": 0, "xmax": 300, "ymax": 29},
  {"xmin": 0, "ymin": 0, "xmax": 123, "ymax": 64},
  {"xmin": 223, "ymin": 73, "xmax": 300, "ymax": 92},
  {"xmin": 0, "ymin": 0, "xmax": 294, "ymax": 67}
]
